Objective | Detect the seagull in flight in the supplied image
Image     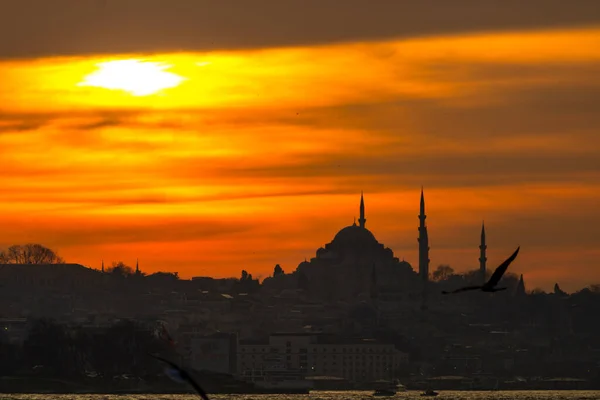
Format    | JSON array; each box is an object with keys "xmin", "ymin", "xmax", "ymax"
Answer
[
  {"xmin": 149, "ymin": 353, "xmax": 210, "ymax": 400},
  {"xmin": 442, "ymin": 246, "xmax": 520, "ymax": 295}
]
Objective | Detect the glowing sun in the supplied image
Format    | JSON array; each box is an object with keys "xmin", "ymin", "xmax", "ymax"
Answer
[{"xmin": 78, "ymin": 59, "xmax": 185, "ymax": 96}]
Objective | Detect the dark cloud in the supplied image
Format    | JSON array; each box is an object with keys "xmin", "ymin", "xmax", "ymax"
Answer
[
  {"xmin": 261, "ymin": 65, "xmax": 600, "ymax": 139},
  {"xmin": 0, "ymin": 186, "xmax": 365, "ymax": 210},
  {"xmin": 429, "ymin": 208, "xmax": 600, "ymax": 250},
  {"xmin": 2, "ymin": 217, "xmax": 257, "ymax": 247},
  {"xmin": 198, "ymin": 148, "xmax": 600, "ymax": 189},
  {"xmin": 0, "ymin": 108, "xmax": 190, "ymax": 156},
  {"xmin": 0, "ymin": 111, "xmax": 56, "ymax": 133},
  {"xmin": 0, "ymin": 109, "xmax": 130, "ymax": 133},
  {"xmin": 1, "ymin": 0, "xmax": 599, "ymax": 59},
  {"xmin": 0, "ymin": 108, "xmax": 206, "ymax": 137},
  {"xmin": 0, "ymin": 108, "xmax": 162, "ymax": 132},
  {"xmin": 422, "ymin": 88, "xmax": 600, "ymax": 139},
  {"xmin": 73, "ymin": 117, "xmax": 127, "ymax": 131},
  {"xmin": 0, "ymin": 121, "xmax": 45, "ymax": 134}
]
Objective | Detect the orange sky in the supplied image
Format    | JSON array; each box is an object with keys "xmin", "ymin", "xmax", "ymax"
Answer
[{"xmin": 1, "ymin": 27, "xmax": 599, "ymax": 292}]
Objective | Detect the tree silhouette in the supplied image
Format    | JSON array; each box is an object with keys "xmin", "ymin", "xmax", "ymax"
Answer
[
  {"xmin": 431, "ymin": 264, "xmax": 454, "ymax": 281},
  {"xmin": 106, "ymin": 261, "xmax": 134, "ymax": 277},
  {"xmin": 0, "ymin": 244, "xmax": 64, "ymax": 264},
  {"xmin": 235, "ymin": 270, "xmax": 260, "ymax": 292},
  {"xmin": 11, "ymin": 318, "xmax": 167, "ymax": 382},
  {"xmin": 273, "ymin": 264, "xmax": 284, "ymax": 276},
  {"xmin": 0, "ymin": 329, "xmax": 19, "ymax": 376},
  {"xmin": 147, "ymin": 271, "xmax": 179, "ymax": 281},
  {"xmin": 22, "ymin": 319, "xmax": 79, "ymax": 377},
  {"xmin": 500, "ymin": 272, "xmax": 520, "ymax": 289},
  {"xmin": 89, "ymin": 319, "xmax": 163, "ymax": 378}
]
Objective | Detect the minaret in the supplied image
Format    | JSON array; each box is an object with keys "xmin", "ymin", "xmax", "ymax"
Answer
[
  {"xmin": 515, "ymin": 274, "xmax": 526, "ymax": 297},
  {"xmin": 136, "ymin": 258, "xmax": 140, "ymax": 274},
  {"xmin": 479, "ymin": 222, "xmax": 487, "ymax": 284},
  {"xmin": 418, "ymin": 188, "xmax": 430, "ymax": 310},
  {"xmin": 358, "ymin": 191, "xmax": 366, "ymax": 228},
  {"xmin": 101, "ymin": 259, "xmax": 104, "ymax": 273},
  {"xmin": 418, "ymin": 188, "xmax": 430, "ymax": 281}
]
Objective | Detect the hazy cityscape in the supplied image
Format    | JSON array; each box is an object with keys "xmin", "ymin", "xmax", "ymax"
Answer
[{"xmin": 1, "ymin": 192, "xmax": 599, "ymax": 394}]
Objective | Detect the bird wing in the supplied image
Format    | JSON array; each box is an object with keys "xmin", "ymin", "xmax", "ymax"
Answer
[
  {"xmin": 487, "ymin": 246, "xmax": 520, "ymax": 287},
  {"xmin": 148, "ymin": 353, "xmax": 180, "ymax": 370},
  {"xmin": 182, "ymin": 372, "xmax": 211, "ymax": 400},
  {"xmin": 148, "ymin": 353, "xmax": 210, "ymax": 400},
  {"xmin": 442, "ymin": 286, "xmax": 481, "ymax": 294}
]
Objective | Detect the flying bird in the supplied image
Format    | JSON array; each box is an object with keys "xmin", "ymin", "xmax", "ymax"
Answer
[
  {"xmin": 442, "ymin": 246, "xmax": 520, "ymax": 295},
  {"xmin": 149, "ymin": 353, "xmax": 210, "ymax": 400}
]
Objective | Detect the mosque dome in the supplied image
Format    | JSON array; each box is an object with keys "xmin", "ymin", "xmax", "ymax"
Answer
[{"xmin": 332, "ymin": 224, "xmax": 378, "ymax": 246}]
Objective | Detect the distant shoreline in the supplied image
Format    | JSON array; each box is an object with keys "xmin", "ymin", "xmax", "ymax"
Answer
[
  {"xmin": 2, "ymin": 389, "xmax": 600, "ymax": 394},
  {"xmin": 1, "ymin": 375, "xmax": 598, "ymax": 394}
]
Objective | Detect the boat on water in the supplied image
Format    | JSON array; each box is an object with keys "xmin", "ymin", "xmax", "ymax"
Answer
[
  {"xmin": 420, "ymin": 389, "xmax": 439, "ymax": 397},
  {"xmin": 252, "ymin": 379, "xmax": 312, "ymax": 394},
  {"xmin": 372, "ymin": 389, "xmax": 397, "ymax": 396},
  {"xmin": 247, "ymin": 386, "xmax": 310, "ymax": 394},
  {"xmin": 371, "ymin": 380, "xmax": 406, "ymax": 396}
]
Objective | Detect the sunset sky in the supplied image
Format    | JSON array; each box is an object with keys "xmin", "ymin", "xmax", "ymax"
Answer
[{"xmin": 1, "ymin": 1, "xmax": 599, "ymax": 292}]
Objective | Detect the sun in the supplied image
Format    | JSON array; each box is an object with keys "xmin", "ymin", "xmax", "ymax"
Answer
[{"xmin": 78, "ymin": 59, "xmax": 185, "ymax": 96}]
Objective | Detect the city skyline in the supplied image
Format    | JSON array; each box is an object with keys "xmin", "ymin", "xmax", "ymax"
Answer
[
  {"xmin": 1, "ymin": 190, "xmax": 592, "ymax": 294},
  {"xmin": 1, "ymin": 3, "xmax": 599, "ymax": 292}
]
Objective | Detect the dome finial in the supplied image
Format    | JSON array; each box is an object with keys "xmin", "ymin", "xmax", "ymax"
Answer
[{"xmin": 359, "ymin": 191, "xmax": 366, "ymax": 228}]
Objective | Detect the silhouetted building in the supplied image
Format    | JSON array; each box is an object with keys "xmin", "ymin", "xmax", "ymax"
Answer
[
  {"xmin": 237, "ymin": 333, "xmax": 408, "ymax": 384},
  {"xmin": 0, "ymin": 263, "xmax": 101, "ymax": 289},
  {"xmin": 132, "ymin": 258, "xmax": 146, "ymax": 278},
  {"xmin": 295, "ymin": 193, "xmax": 417, "ymax": 302},
  {"xmin": 370, "ymin": 265, "xmax": 378, "ymax": 300},
  {"xmin": 187, "ymin": 332, "xmax": 238, "ymax": 375},
  {"xmin": 554, "ymin": 283, "xmax": 567, "ymax": 296},
  {"xmin": 515, "ymin": 274, "xmax": 526, "ymax": 296}
]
